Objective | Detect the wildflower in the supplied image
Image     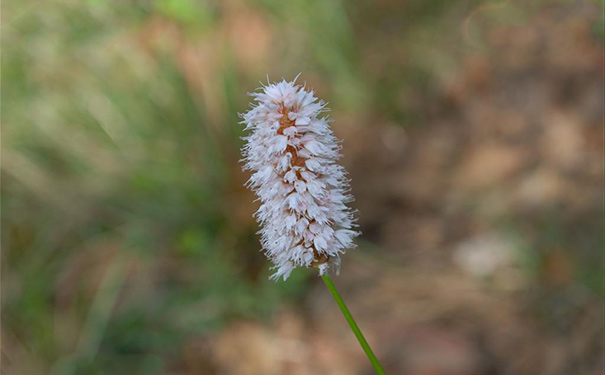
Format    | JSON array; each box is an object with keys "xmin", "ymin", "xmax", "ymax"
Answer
[{"xmin": 241, "ymin": 77, "xmax": 359, "ymax": 280}]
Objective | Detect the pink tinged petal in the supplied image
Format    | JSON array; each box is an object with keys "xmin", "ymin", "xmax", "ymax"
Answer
[
  {"xmin": 304, "ymin": 230, "xmax": 316, "ymax": 241},
  {"xmin": 305, "ymin": 159, "xmax": 322, "ymax": 172},
  {"xmin": 318, "ymin": 262, "xmax": 329, "ymax": 275},
  {"xmin": 271, "ymin": 262, "xmax": 294, "ymax": 281},
  {"xmin": 297, "ymin": 148, "xmax": 312, "ymax": 158},
  {"xmin": 295, "ymin": 117, "xmax": 311, "ymax": 125},
  {"xmin": 301, "ymin": 93, "xmax": 315, "ymax": 107},
  {"xmin": 274, "ymin": 135, "xmax": 288, "ymax": 153},
  {"xmin": 283, "ymin": 96, "xmax": 295, "ymax": 107},
  {"xmin": 335, "ymin": 229, "xmax": 356, "ymax": 248},
  {"xmin": 281, "ymin": 183, "xmax": 294, "ymax": 194},
  {"xmin": 285, "ymin": 215, "xmax": 297, "ymax": 230},
  {"xmin": 322, "ymin": 226, "xmax": 335, "ymax": 237},
  {"xmin": 306, "ymin": 204, "xmax": 322, "ymax": 219},
  {"xmin": 272, "ymin": 236, "xmax": 288, "ymax": 253},
  {"xmin": 314, "ymin": 235, "xmax": 328, "ymax": 251},
  {"xmin": 303, "ymin": 141, "xmax": 321, "ymax": 155},
  {"xmin": 285, "ymin": 193, "xmax": 300, "ymax": 210},
  {"xmin": 278, "ymin": 155, "xmax": 290, "ymax": 171},
  {"xmin": 302, "ymin": 251, "xmax": 315, "ymax": 264},
  {"xmin": 294, "ymin": 180, "xmax": 307, "ymax": 193},
  {"xmin": 306, "ymin": 180, "xmax": 325, "ymax": 198},
  {"xmin": 255, "ymin": 166, "xmax": 273, "ymax": 183},
  {"xmin": 309, "ymin": 222, "xmax": 321, "ymax": 234},
  {"xmin": 283, "ymin": 126, "xmax": 298, "ymax": 137},
  {"xmin": 300, "ymin": 171, "xmax": 316, "ymax": 182},
  {"xmin": 325, "ymin": 175, "xmax": 339, "ymax": 186},
  {"xmin": 295, "ymin": 218, "xmax": 309, "ymax": 236},
  {"xmin": 284, "ymin": 170, "xmax": 297, "ymax": 183}
]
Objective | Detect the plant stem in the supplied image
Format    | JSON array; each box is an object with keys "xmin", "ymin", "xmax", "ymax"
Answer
[{"xmin": 321, "ymin": 274, "xmax": 386, "ymax": 375}]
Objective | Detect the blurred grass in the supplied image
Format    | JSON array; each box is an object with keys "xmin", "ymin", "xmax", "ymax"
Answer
[
  {"xmin": 2, "ymin": 1, "xmax": 313, "ymax": 373},
  {"xmin": 2, "ymin": 0, "xmax": 603, "ymax": 374}
]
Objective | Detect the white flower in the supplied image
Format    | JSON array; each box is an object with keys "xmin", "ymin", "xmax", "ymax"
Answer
[{"xmin": 241, "ymin": 77, "xmax": 359, "ymax": 280}]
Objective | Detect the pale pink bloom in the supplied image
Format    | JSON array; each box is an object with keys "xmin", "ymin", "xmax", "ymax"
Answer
[{"xmin": 241, "ymin": 77, "xmax": 359, "ymax": 280}]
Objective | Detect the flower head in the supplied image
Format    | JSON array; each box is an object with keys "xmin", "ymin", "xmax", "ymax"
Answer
[{"xmin": 241, "ymin": 77, "xmax": 359, "ymax": 280}]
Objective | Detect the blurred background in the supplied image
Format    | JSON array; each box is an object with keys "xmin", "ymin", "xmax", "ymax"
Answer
[{"xmin": 2, "ymin": 0, "xmax": 604, "ymax": 374}]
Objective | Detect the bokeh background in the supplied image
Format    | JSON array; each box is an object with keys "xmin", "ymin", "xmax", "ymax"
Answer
[{"xmin": 2, "ymin": 0, "xmax": 604, "ymax": 374}]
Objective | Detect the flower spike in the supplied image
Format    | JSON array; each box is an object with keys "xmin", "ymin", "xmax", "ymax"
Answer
[{"xmin": 241, "ymin": 77, "xmax": 359, "ymax": 280}]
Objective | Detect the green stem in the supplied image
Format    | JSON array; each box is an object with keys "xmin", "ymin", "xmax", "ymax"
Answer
[{"xmin": 321, "ymin": 274, "xmax": 386, "ymax": 375}]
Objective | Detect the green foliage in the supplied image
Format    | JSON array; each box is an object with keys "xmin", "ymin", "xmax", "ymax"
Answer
[
  {"xmin": 155, "ymin": 0, "xmax": 216, "ymax": 33},
  {"xmin": 2, "ymin": 1, "xmax": 310, "ymax": 373}
]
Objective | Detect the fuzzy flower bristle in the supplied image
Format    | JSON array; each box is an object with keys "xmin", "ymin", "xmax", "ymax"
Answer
[{"xmin": 241, "ymin": 77, "xmax": 359, "ymax": 281}]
